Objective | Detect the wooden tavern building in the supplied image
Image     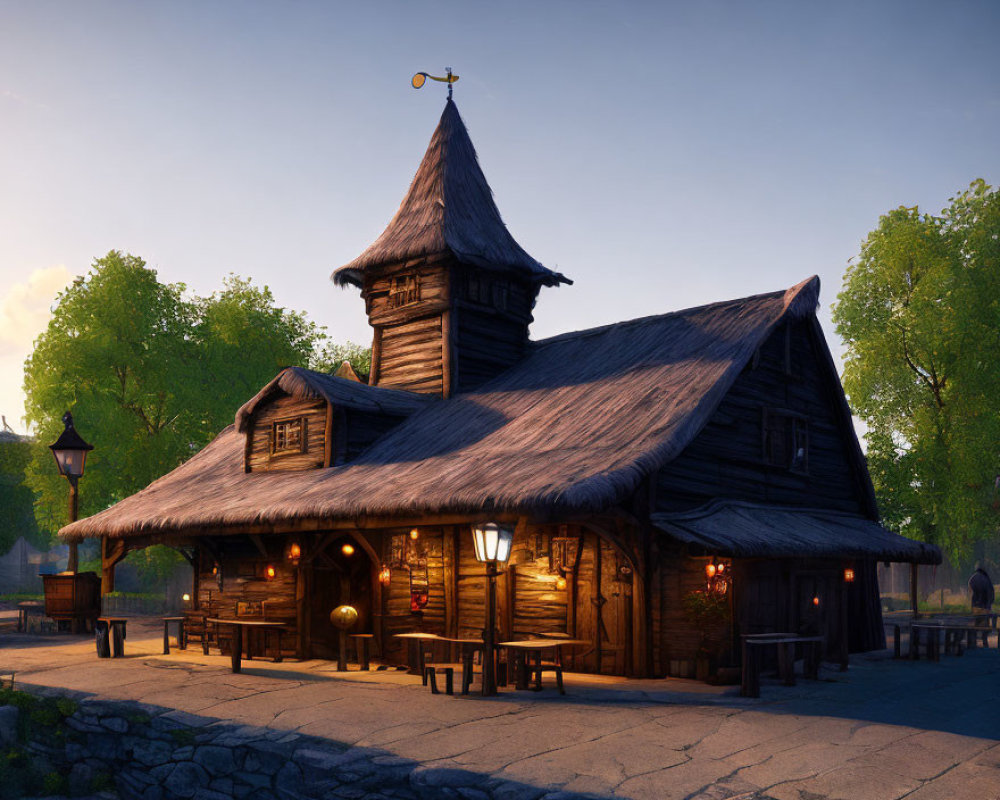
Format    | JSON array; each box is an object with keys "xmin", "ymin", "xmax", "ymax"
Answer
[{"xmin": 61, "ymin": 99, "xmax": 940, "ymax": 679}]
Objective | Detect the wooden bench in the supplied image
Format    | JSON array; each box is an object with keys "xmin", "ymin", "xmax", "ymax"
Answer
[
  {"xmin": 740, "ymin": 634, "xmax": 823, "ymax": 698},
  {"xmin": 162, "ymin": 616, "xmax": 186, "ymax": 654}
]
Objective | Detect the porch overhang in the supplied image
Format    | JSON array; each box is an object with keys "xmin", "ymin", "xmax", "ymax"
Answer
[{"xmin": 652, "ymin": 500, "xmax": 942, "ymax": 565}]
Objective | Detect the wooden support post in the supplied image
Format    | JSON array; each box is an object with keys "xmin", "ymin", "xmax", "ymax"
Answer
[
  {"xmin": 444, "ymin": 528, "xmax": 458, "ymax": 659},
  {"xmin": 910, "ymin": 563, "xmax": 920, "ymax": 619},
  {"xmin": 101, "ymin": 537, "xmax": 127, "ymax": 595},
  {"xmin": 324, "ymin": 402, "xmax": 335, "ymax": 468},
  {"xmin": 839, "ymin": 578, "xmax": 849, "ymax": 671}
]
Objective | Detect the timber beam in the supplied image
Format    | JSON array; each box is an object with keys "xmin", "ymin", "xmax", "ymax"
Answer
[{"xmin": 100, "ymin": 536, "xmax": 129, "ymax": 594}]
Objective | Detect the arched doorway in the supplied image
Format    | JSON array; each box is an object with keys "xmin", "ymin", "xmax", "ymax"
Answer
[{"xmin": 308, "ymin": 534, "xmax": 374, "ymax": 661}]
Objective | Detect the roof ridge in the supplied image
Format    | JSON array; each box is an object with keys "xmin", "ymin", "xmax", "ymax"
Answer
[{"xmin": 532, "ymin": 280, "xmax": 812, "ymax": 349}]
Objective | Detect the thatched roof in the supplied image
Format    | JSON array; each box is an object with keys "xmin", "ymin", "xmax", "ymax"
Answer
[
  {"xmin": 653, "ymin": 500, "xmax": 941, "ymax": 564},
  {"xmin": 235, "ymin": 367, "xmax": 430, "ymax": 433},
  {"xmin": 333, "ymin": 99, "xmax": 570, "ymax": 289},
  {"xmin": 61, "ymin": 277, "xmax": 852, "ymax": 542}
]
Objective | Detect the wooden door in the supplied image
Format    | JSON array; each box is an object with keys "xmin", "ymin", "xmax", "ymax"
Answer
[
  {"xmin": 572, "ymin": 534, "xmax": 633, "ymax": 676},
  {"xmin": 309, "ymin": 538, "xmax": 372, "ymax": 660}
]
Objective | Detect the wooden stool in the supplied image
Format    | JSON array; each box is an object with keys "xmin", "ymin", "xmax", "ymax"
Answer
[
  {"xmin": 351, "ymin": 634, "xmax": 374, "ymax": 670},
  {"xmin": 162, "ymin": 616, "xmax": 186, "ymax": 654},
  {"xmin": 96, "ymin": 618, "xmax": 127, "ymax": 658}
]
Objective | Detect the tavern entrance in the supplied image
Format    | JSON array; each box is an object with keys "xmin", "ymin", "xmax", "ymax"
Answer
[{"xmin": 308, "ymin": 534, "xmax": 373, "ymax": 661}]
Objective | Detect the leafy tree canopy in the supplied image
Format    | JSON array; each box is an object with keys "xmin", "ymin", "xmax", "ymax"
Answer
[
  {"xmin": 0, "ymin": 431, "xmax": 43, "ymax": 553},
  {"xmin": 23, "ymin": 251, "xmax": 338, "ymax": 540},
  {"xmin": 833, "ymin": 179, "xmax": 1000, "ymax": 562}
]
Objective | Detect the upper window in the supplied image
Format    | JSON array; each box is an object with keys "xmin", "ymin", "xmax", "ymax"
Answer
[
  {"xmin": 762, "ymin": 409, "xmax": 808, "ymax": 473},
  {"xmin": 271, "ymin": 417, "xmax": 306, "ymax": 456},
  {"xmin": 387, "ymin": 274, "xmax": 420, "ymax": 309}
]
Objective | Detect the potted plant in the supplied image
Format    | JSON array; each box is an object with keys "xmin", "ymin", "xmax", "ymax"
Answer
[{"xmin": 682, "ymin": 590, "xmax": 731, "ymax": 681}]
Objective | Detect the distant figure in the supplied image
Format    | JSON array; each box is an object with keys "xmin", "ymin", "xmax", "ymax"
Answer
[{"xmin": 969, "ymin": 563, "xmax": 995, "ymax": 615}]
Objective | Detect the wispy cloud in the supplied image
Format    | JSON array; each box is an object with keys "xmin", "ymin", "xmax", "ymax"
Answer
[{"xmin": 0, "ymin": 265, "xmax": 73, "ymax": 356}]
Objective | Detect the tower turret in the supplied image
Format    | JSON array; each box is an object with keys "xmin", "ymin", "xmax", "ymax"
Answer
[{"xmin": 333, "ymin": 99, "xmax": 570, "ymax": 396}]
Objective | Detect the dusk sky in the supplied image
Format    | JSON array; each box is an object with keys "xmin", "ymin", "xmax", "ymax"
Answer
[{"xmin": 1, "ymin": 1, "xmax": 998, "ymax": 434}]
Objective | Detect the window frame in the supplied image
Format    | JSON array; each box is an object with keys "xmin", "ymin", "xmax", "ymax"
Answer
[{"xmin": 269, "ymin": 416, "xmax": 307, "ymax": 458}]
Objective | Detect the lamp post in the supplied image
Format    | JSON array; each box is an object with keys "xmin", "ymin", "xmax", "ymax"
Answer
[
  {"xmin": 471, "ymin": 522, "xmax": 513, "ymax": 696},
  {"xmin": 48, "ymin": 412, "xmax": 93, "ymax": 574}
]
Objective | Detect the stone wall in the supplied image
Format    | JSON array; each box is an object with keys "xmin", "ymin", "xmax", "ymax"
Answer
[{"xmin": 1, "ymin": 691, "xmax": 601, "ymax": 800}]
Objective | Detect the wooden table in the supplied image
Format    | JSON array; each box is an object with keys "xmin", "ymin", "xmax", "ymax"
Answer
[
  {"xmin": 206, "ymin": 619, "xmax": 286, "ymax": 673},
  {"xmin": 909, "ymin": 622, "xmax": 994, "ymax": 661},
  {"xmin": 162, "ymin": 616, "xmax": 186, "ymax": 654},
  {"xmin": 498, "ymin": 639, "xmax": 591, "ymax": 692},
  {"xmin": 96, "ymin": 617, "xmax": 128, "ymax": 658},
  {"xmin": 740, "ymin": 634, "xmax": 824, "ymax": 698},
  {"xmin": 393, "ymin": 633, "xmax": 444, "ymax": 677}
]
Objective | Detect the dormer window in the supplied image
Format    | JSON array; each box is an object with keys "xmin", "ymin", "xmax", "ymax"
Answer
[
  {"xmin": 387, "ymin": 274, "xmax": 420, "ymax": 309},
  {"xmin": 271, "ymin": 417, "xmax": 306, "ymax": 456}
]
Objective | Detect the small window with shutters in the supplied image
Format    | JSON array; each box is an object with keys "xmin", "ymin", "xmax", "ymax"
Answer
[
  {"xmin": 270, "ymin": 417, "xmax": 306, "ymax": 457},
  {"xmin": 762, "ymin": 409, "xmax": 808, "ymax": 474}
]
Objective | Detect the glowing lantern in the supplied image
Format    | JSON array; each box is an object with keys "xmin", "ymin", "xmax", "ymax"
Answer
[
  {"xmin": 181, "ymin": 593, "xmax": 191, "ymax": 603},
  {"xmin": 378, "ymin": 565, "xmax": 391, "ymax": 586},
  {"xmin": 409, "ymin": 528, "xmax": 420, "ymax": 540},
  {"xmin": 812, "ymin": 596, "xmax": 820, "ymax": 607},
  {"xmin": 341, "ymin": 543, "xmax": 355, "ymax": 556},
  {"xmin": 329, "ymin": 604, "xmax": 359, "ymax": 629},
  {"xmin": 266, "ymin": 565, "xmax": 276, "ymax": 580},
  {"xmin": 288, "ymin": 543, "xmax": 301, "ymax": 561},
  {"xmin": 844, "ymin": 567, "xmax": 855, "ymax": 583},
  {"xmin": 705, "ymin": 563, "xmax": 717, "ymax": 579},
  {"xmin": 556, "ymin": 576, "xmax": 567, "ymax": 591}
]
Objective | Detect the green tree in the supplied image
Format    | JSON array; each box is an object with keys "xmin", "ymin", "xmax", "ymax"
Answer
[
  {"xmin": 23, "ymin": 251, "xmax": 327, "ymax": 539},
  {"xmin": 0, "ymin": 429, "xmax": 43, "ymax": 553},
  {"xmin": 833, "ymin": 179, "xmax": 1000, "ymax": 561}
]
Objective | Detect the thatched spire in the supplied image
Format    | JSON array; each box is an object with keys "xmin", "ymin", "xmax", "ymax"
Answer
[{"xmin": 333, "ymin": 99, "xmax": 570, "ymax": 288}]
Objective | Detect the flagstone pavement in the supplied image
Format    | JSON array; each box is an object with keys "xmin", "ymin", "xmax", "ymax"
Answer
[{"xmin": 1, "ymin": 616, "xmax": 998, "ymax": 800}]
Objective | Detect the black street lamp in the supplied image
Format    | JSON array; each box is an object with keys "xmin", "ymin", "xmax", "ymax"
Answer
[
  {"xmin": 471, "ymin": 522, "xmax": 514, "ymax": 696},
  {"xmin": 49, "ymin": 411, "xmax": 93, "ymax": 574}
]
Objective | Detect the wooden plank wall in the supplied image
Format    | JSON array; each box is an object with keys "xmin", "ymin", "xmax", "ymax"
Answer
[
  {"xmin": 379, "ymin": 529, "xmax": 448, "ymax": 663},
  {"xmin": 656, "ymin": 320, "xmax": 865, "ymax": 514},
  {"xmin": 247, "ymin": 396, "xmax": 326, "ymax": 472},
  {"xmin": 344, "ymin": 409, "xmax": 409, "ymax": 462},
  {"xmin": 195, "ymin": 537, "xmax": 298, "ymax": 659},
  {"xmin": 375, "ymin": 316, "xmax": 444, "ymax": 395},
  {"xmin": 657, "ymin": 552, "xmax": 730, "ymax": 676}
]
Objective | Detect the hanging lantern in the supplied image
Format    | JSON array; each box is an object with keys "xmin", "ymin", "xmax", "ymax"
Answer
[
  {"xmin": 288, "ymin": 543, "xmax": 301, "ymax": 561},
  {"xmin": 555, "ymin": 576, "xmax": 567, "ymax": 591},
  {"xmin": 812, "ymin": 596, "xmax": 820, "ymax": 607},
  {"xmin": 705, "ymin": 563, "xmax": 717, "ymax": 579},
  {"xmin": 342, "ymin": 543, "xmax": 356, "ymax": 557},
  {"xmin": 844, "ymin": 567, "xmax": 855, "ymax": 583},
  {"xmin": 266, "ymin": 565, "xmax": 276, "ymax": 580},
  {"xmin": 378, "ymin": 564, "xmax": 391, "ymax": 586},
  {"xmin": 409, "ymin": 528, "xmax": 420, "ymax": 540}
]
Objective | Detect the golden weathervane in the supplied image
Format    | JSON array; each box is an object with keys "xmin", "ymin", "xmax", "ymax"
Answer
[{"xmin": 412, "ymin": 67, "xmax": 459, "ymax": 99}]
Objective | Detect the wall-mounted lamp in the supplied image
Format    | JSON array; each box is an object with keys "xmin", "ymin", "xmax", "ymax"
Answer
[
  {"xmin": 812, "ymin": 596, "xmax": 820, "ymax": 607},
  {"xmin": 379, "ymin": 565, "xmax": 391, "ymax": 586},
  {"xmin": 409, "ymin": 528, "xmax": 419, "ymax": 541},
  {"xmin": 844, "ymin": 567, "xmax": 855, "ymax": 583},
  {"xmin": 266, "ymin": 565, "xmax": 276, "ymax": 580},
  {"xmin": 288, "ymin": 543, "xmax": 301, "ymax": 561}
]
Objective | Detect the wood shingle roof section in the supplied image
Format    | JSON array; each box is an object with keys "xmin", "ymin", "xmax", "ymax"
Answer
[
  {"xmin": 332, "ymin": 98, "xmax": 570, "ymax": 289},
  {"xmin": 235, "ymin": 367, "xmax": 431, "ymax": 433},
  {"xmin": 62, "ymin": 276, "xmax": 848, "ymax": 541}
]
